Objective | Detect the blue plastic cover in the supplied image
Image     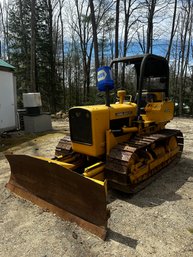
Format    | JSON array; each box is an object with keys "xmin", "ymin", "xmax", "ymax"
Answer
[{"xmin": 97, "ymin": 66, "xmax": 114, "ymax": 92}]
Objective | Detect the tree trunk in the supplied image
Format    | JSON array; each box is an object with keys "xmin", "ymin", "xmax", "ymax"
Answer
[
  {"xmin": 47, "ymin": 0, "xmax": 56, "ymax": 113},
  {"xmin": 30, "ymin": 0, "xmax": 36, "ymax": 92},
  {"xmin": 179, "ymin": 1, "xmax": 191, "ymax": 116},
  {"xmin": 58, "ymin": 0, "xmax": 66, "ymax": 110},
  {"xmin": 166, "ymin": 0, "xmax": 177, "ymax": 62},
  {"xmin": 115, "ymin": 0, "xmax": 120, "ymax": 89},
  {"xmin": 121, "ymin": 0, "xmax": 131, "ymax": 87},
  {"xmin": 146, "ymin": 0, "xmax": 156, "ymax": 54},
  {"xmin": 89, "ymin": 0, "xmax": 99, "ymax": 70},
  {"xmin": 18, "ymin": 0, "xmax": 30, "ymax": 91}
]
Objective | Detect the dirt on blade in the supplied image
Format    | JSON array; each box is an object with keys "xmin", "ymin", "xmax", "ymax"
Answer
[{"xmin": 1, "ymin": 117, "xmax": 193, "ymax": 257}]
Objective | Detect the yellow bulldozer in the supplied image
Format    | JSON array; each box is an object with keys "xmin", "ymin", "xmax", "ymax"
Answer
[{"xmin": 5, "ymin": 54, "xmax": 183, "ymax": 239}]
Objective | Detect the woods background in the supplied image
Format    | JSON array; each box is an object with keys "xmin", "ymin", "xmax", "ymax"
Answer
[{"xmin": 0, "ymin": 0, "xmax": 192, "ymax": 116}]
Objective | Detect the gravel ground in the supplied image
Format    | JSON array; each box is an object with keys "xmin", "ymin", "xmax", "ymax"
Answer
[{"xmin": 0, "ymin": 118, "xmax": 193, "ymax": 257}]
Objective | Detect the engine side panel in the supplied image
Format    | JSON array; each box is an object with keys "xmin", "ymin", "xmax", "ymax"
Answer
[{"xmin": 70, "ymin": 103, "xmax": 137, "ymax": 157}]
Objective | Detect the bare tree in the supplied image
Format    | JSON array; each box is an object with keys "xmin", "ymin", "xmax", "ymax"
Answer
[
  {"xmin": 75, "ymin": 0, "xmax": 93, "ymax": 100},
  {"xmin": 146, "ymin": 0, "xmax": 157, "ymax": 53},
  {"xmin": 135, "ymin": 0, "xmax": 170, "ymax": 55},
  {"xmin": 89, "ymin": 0, "xmax": 99, "ymax": 70},
  {"xmin": 114, "ymin": 0, "xmax": 120, "ymax": 88},
  {"xmin": 0, "ymin": 2, "xmax": 10, "ymax": 60},
  {"xmin": 67, "ymin": 0, "xmax": 94, "ymax": 101},
  {"xmin": 58, "ymin": 0, "xmax": 66, "ymax": 109},
  {"xmin": 179, "ymin": 0, "xmax": 193, "ymax": 116},
  {"xmin": 166, "ymin": 0, "xmax": 177, "ymax": 62},
  {"xmin": 173, "ymin": 0, "xmax": 193, "ymax": 116},
  {"xmin": 30, "ymin": 0, "xmax": 36, "ymax": 92},
  {"xmin": 47, "ymin": 0, "xmax": 57, "ymax": 112},
  {"xmin": 121, "ymin": 0, "xmax": 141, "ymax": 85}
]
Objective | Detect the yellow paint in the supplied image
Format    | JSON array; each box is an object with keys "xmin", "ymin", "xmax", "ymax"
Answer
[
  {"xmin": 71, "ymin": 102, "xmax": 137, "ymax": 157},
  {"xmin": 122, "ymin": 127, "xmax": 138, "ymax": 133},
  {"xmin": 142, "ymin": 100, "xmax": 174, "ymax": 123},
  {"xmin": 71, "ymin": 106, "xmax": 109, "ymax": 157},
  {"xmin": 64, "ymin": 89, "xmax": 178, "ymax": 187},
  {"xmin": 129, "ymin": 144, "xmax": 180, "ymax": 183},
  {"xmin": 34, "ymin": 156, "xmax": 75, "ymax": 170},
  {"xmin": 130, "ymin": 165, "xmax": 148, "ymax": 182},
  {"xmin": 106, "ymin": 130, "xmax": 118, "ymax": 156},
  {"xmin": 168, "ymin": 136, "xmax": 178, "ymax": 151},
  {"xmin": 86, "ymin": 178, "xmax": 108, "ymax": 195},
  {"xmin": 83, "ymin": 162, "xmax": 105, "ymax": 179},
  {"xmin": 117, "ymin": 90, "xmax": 126, "ymax": 104},
  {"xmin": 109, "ymin": 102, "xmax": 137, "ymax": 121},
  {"xmin": 106, "ymin": 130, "xmax": 131, "ymax": 155}
]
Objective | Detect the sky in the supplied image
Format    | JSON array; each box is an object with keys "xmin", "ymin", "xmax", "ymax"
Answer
[{"xmin": 0, "ymin": 0, "xmax": 192, "ymax": 64}]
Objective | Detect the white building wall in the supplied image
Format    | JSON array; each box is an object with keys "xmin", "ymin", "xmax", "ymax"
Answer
[{"xmin": 0, "ymin": 70, "xmax": 17, "ymax": 132}]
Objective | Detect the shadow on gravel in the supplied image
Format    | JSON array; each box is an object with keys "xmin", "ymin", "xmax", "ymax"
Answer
[
  {"xmin": 108, "ymin": 157, "xmax": 193, "ymax": 208},
  {"xmin": 107, "ymin": 228, "xmax": 138, "ymax": 249},
  {"xmin": 0, "ymin": 129, "xmax": 67, "ymax": 153}
]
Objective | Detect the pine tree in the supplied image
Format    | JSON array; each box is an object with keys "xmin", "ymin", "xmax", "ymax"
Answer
[
  {"xmin": 8, "ymin": 0, "xmax": 60, "ymax": 112},
  {"xmin": 8, "ymin": 0, "xmax": 31, "ymax": 105}
]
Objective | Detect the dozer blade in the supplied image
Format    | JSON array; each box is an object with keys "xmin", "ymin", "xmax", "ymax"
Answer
[{"xmin": 5, "ymin": 154, "xmax": 108, "ymax": 239}]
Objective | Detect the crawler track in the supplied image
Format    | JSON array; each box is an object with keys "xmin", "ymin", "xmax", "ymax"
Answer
[
  {"xmin": 55, "ymin": 136, "xmax": 72, "ymax": 156},
  {"xmin": 55, "ymin": 130, "xmax": 184, "ymax": 193},
  {"xmin": 105, "ymin": 129, "xmax": 184, "ymax": 193}
]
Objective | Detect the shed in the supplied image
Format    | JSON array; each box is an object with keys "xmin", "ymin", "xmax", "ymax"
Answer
[{"xmin": 0, "ymin": 59, "xmax": 18, "ymax": 132}]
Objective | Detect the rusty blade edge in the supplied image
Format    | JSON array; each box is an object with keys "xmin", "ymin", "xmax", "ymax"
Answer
[{"xmin": 6, "ymin": 180, "xmax": 107, "ymax": 240}]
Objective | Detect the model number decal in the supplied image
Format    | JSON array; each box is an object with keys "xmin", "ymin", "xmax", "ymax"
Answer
[{"xmin": 115, "ymin": 111, "xmax": 132, "ymax": 116}]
